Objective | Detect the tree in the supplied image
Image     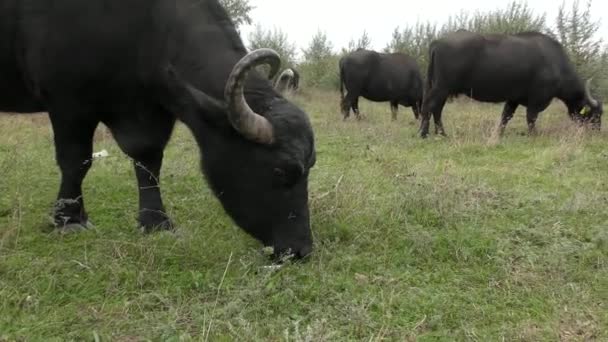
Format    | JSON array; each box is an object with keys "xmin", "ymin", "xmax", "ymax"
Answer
[
  {"xmin": 438, "ymin": 2, "xmax": 545, "ymax": 35},
  {"xmin": 248, "ymin": 25, "xmax": 296, "ymax": 67},
  {"xmin": 554, "ymin": 0, "xmax": 607, "ymax": 96},
  {"xmin": 384, "ymin": 22, "xmax": 438, "ymax": 72},
  {"xmin": 555, "ymin": 1, "xmax": 603, "ymax": 71},
  {"xmin": 341, "ymin": 31, "xmax": 373, "ymax": 55},
  {"xmin": 302, "ymin": 31, "xmax": 334, "ymax": 62},
  {"xmin": 219, "ymin": 0, "xmax": 254, "ymax": 29},
  {"xmin": 300, "ymin": 31, "xmax": 339, "ymax": 89},
  {"xmin": 474, "ymin": 1, "xmax": 545, "ymax": 34}
]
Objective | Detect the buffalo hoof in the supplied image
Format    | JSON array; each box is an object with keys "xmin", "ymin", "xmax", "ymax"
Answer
[
  {"xmin": 55, "ymin": 221, "xmax": 95, "ymax": 234},
  {"xmin": 139, "ymin": 210, "xmax": 174, "ymax": 234}
]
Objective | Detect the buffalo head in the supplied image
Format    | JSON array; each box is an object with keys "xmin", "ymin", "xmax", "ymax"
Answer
[
  {"xmin": 164, "ymin": 49, "xmax": 316, "ymax": 259},
  {"xmin": 574, "ymin": 79, "xmax": 603, "ymax": 130}
]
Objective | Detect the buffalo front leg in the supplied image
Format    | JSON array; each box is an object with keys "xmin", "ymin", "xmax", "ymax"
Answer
[
  {"xmin": 419, "ymin": 112, "xmax": 432, "ymax": 138},
  {"xmin": 133, "ymin": 151, "xmax": 173, "ymax": 232},
  {"xmin": 499, "ymin": 101, "xmax": 518, "ymax": 135},
  {"xmin": 390, "ymin": 101, "xmax": 398, "ymax": 121},
  {"xmin": 106, "ymin": 115, "xmax": 175, "ymax": 233},
  {"xmin": 49, "ymin": 112, "xmax": 98, "ymax": 232},
  {"xmin": 433, "ymin": 110, "xmax": 447, "ymax": 136}
]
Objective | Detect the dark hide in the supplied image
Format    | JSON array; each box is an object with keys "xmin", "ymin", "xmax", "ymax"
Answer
[
  {"xmin": 339, "ymin": 49, "xmax": 423, "ymax": 121},
  {"xmin": 0, "ymin": 0, "xmax": 316, "ymax": 258},
  {"xmin": 420, "ymin": 30, "xmax": 603, "ymax": 137}
]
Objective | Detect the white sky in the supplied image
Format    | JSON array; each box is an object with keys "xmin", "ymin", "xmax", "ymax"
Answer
[{"xmin": 240, "ymin": 0, "xmax": 607, "ymax": 55}]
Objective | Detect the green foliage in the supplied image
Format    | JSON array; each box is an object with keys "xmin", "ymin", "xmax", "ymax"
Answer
[
  {"xmin": 341, "ymin": 31, "xmax": 373, "ymax": 55},
  {"xmin": 219, "ymin": 0, "xmax": 253, "ymax": 29},
  {"xmin": 441, "ymin": 1, "xmax": 546, "ymax": 35},
  {"xmin": 384, "ymin": 22, "xmax": 438, "ymax": 74},
  {"xmin": 301, "ymin": 30, "xmax": 334, "ymax": 62},
  {"xmin": 555, "ymin": 0, "xmax": 607, "ymax": 97},
  {"xmin": 247, "ymin": 25, "xmax": 297, "ymax": 67},
  {"xmin": 299, "ymin": 31, "xmax": 340, "ymax": 89}
]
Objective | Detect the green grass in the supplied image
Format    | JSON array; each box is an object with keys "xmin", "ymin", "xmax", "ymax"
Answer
[{"xmin": 1, "ymin": 91, "xmax": 607, "ymax": 341}]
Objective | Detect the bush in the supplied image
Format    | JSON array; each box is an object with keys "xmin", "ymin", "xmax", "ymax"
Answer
[
  {"xmin": 247, "ymin": 25, "xmax": 297, "ymax": 67},
  {"xmin": 554, "ymin": 0, "xmax": 607, "ymax": 98},
  {"xmin": 299, "ymin": 31, "xmax": 340, "ymax": 90}
]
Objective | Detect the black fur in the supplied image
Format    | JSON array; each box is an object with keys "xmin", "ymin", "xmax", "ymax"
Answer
[{"xmin": 339, "ymin": 49, "xmax": 423, "ymax": 121}]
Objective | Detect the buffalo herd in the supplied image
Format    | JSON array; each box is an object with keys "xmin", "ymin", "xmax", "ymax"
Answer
[
  {"xmin": 339, "ymin": 31, "xmax": 603, "ymax": 137},
  {"xmin": 0, "ymin": 0, "xmax": 603, "ymax": 260}
]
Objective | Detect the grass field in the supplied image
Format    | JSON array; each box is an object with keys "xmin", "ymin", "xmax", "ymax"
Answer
[{"xmin": 1, "ymin": 90, "xmax": 607, "ymax": 341}]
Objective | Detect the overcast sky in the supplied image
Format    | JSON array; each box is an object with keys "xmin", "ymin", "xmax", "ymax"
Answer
[{"xmin": 240, "ymin": 0, "xmax": 607, "ymax": 54}]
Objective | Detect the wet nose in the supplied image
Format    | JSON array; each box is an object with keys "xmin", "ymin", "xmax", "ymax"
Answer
[
  {"xmin": 295, "ymin": 243, "xmax": 313, "ymax": 259},
  {"xmin": 271, "ymin": 243, "xmax": 313, "ymax": 261}
]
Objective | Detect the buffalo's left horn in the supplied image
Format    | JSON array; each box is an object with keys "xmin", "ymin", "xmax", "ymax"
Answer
[
  {"xmin": 225, "ymin": 48, "xmax": 281, "ymax": 145},
  {"xmin": 585, "ymin": 78, "xmax": 599, "ymax": 107}
]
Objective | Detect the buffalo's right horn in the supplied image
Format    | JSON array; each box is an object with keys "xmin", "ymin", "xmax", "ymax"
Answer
[
  {"xmin": 225, "ymin": 49, "xmax": 281, "ymax": 145},
  {"xmin": 585, "ymin": 78, "xmax": 599, "ymax": 107}
]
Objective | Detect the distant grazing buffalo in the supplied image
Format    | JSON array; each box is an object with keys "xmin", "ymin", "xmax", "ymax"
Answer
[
  {"xmin": 274, "ymin": 68, "xmax": 300, "ymax": 93},
  {"xmin": 339, "ymin": 49, "xmax": 423, "ymax": 121},
  {"xmin": 420, "ymin": 30, "xmax": 603, "ymax": 137},
  {"xmin": 0, "ymin": 0, "xmax": 316, "ymax": 259}
]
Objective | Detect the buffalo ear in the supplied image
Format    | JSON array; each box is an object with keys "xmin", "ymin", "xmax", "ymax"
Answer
[{"xmin": 160, "ymin": 65, "xmax": 227, "ymax": 124}]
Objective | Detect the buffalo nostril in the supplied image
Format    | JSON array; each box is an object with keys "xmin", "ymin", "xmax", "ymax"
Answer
[
  {"xmin": 268, "ymin": 245, "xmax": 312, "ymax": 262},
  {"xmin": 296, "ymin": 244, "xmax": 313, "ymax": 259}
]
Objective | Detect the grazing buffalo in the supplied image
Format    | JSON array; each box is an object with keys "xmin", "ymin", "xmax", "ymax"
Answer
[
  {"xmin": 339, "ymin": 49, "xmax": 423, "ymax": 121},
  {"xmin": 274, "ymin": 68, "xmax": 300, "ymax": 93},
  {"xmin": 421, "ymin": 30, "xmax": 603, "ymax": 137},
  {"xmin": 0, "ymin": 0, "xmax": 316, "ymax": 258}
]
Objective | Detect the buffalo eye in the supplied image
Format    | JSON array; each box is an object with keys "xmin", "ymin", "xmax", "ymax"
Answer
[{"xmin": 273, "ymin": 163, "xmax": 304, "ymax": 188}]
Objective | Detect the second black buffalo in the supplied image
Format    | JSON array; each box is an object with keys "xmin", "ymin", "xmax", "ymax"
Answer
[
  {"xmin": 339, "ymin": 49, "xmax": 423, "ymax": 121},
  {"xmin": 421, "ymin": 30, "xmax": 603, "ymax": 137}
]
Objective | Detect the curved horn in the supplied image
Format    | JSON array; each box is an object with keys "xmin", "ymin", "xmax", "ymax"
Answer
[
  {"xmin": 585, "ymin": 78, "xmax": 599, "ymax": 107},
  {"xmin": 225, "ymin": 48, "xmax": 281, "ymax": 145}
]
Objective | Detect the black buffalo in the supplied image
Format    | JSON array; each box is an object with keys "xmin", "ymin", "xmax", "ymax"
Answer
[
  {"xmin": 339, "ymin": 49, "xmax": 423, "ymax": 121},
  {"xmin": 274, "ymin": 68, "xmax": 300, "ymax": 93},
  {"xmin": 0, "ymin": 0, "xmax": 316, "ymax": 258},
  {"xmin": 421, "ymin": 30, "xmax": 603, "ymax": 137}
]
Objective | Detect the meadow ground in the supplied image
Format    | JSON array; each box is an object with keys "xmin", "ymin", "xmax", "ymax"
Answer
[{"xmin": 1, "ymin": 90, "xmax": 607, "ymax": 341}]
